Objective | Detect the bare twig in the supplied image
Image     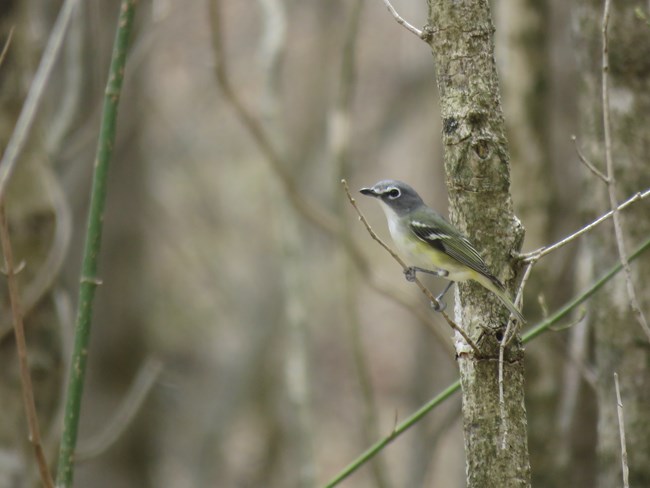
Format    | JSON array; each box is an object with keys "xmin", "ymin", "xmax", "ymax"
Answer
[
  {"xmin": 548, "ymin": 308, "xmax": 587, "ymax": 332},
  {"xmin": 380, "ymin": 0, "xmax": 426, "ymax": 39},
  {"xmin": 342, "ymin": 179, "xmax": 480, "ymax": 355},
  {"xmin": 0, "ymin": 26, "xmax": 14, "ymax": 67},
  {"xmin": 497, "ymin": 332, "xmax": 509, "ymax": 449},
  {"xmin": 505, "ymin": 261, "xmax": 534, "ymax": 346},
  {"xmin": 76, "ymin": 358, "xmax": 163, "ymax": 461},
  {"xmin": 0, "ymin": 0, "xmax": 79, "ymax": 202},
  {"xmin": 0, "ymin": 164, "xmax": 73, "ymax": 341},
  {"xmin": 325, "ymin": 236, "xmax": 650, "ymax": 487},
  {"xmin": 614, "ymin": 372, "xmax": 630, "ymax": 488},
  {"xmin": 571, "ymin": 135, "xmax": 608, "ymax": 183},
  {"xmin": 497, "ymin": 260, "xmax": 533, "ymax": 447},
  {"xmin": 519, "ymin": 188, "xmax": 650, "ymax": 262},
  {"xmin": 498, "ymin": 261, "xmax": 533, "ymax": 449},
  {"xmin": 0, "ymin": 204, "xmax": 54, "ymax": 488},
  {"xmin": 601, "ymin": 0, "xmax": 650, "ymax": 341}
]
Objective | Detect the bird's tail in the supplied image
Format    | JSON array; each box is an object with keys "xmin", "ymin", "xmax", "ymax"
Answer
[{"xmin": 478, "ymin": 275, "xmax": 526, "ymax": 324}]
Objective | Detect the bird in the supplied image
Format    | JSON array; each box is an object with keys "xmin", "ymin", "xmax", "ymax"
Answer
[{"xmin": 359, "ymin": 179, "xmax": 525, "ymax": 323}]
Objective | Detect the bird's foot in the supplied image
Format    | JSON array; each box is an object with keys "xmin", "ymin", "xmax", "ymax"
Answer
[
  {"xmin": 404, "ymin": 266, "xmax": 448, "ymax": 282},
  {"xmin": 431, "ymin": 299, "xmax": 447, "ymax": 312},
  {"xmin": 404, "ymin": 267, "xmax": 417, "ymax": 282}
]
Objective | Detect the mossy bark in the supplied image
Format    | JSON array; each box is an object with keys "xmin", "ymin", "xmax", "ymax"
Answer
[{"xmin": 426, "ymin": 1, "xmax": 530, "ymax": 487}]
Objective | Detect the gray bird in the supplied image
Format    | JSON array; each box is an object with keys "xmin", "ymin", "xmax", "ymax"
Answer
[{"xmin": 360, "ymin": 179, "xmax": 525, "ymax": 322}]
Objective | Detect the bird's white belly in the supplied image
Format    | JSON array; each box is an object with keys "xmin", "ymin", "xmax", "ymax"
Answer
[{"xmin": 388, "ymin": 217, "xmax": 473, "ymax": 282}]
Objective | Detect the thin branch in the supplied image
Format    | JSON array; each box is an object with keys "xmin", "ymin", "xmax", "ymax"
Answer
[
  {"xmin": 523, "ymin": 236, "xmax": 650, "ymax": 343},
  {"xmin": 0, "ymin": 204, "xmax": 54, "ymax": 488},
  {"xmin": 342, "ymin": 179, "xmax": 480, "ymax": 355},
  {"xmin": 0, "ymin": 0, "xmax": 79, "ymax": 202},
  {"xmin": 324, "ymin": 235, "xmax": 650, "ymax": 487},
  {"xmin": 571, "ymin": 134, "xmax": 609, "ymax": 183},
  {"xmin": 614, "ymin": 372, "xmax": 630, "ymax": 488},
  {"xmin": 55, "ymin": 2, "xmax": 137, "ymax": 486},
  {"xmin": 601, "ymin": 0, "xmax": 650, "ymax": 341},
  {"xmin": 548, "ymin": 308, "xmax": 588, "ymax": 332},
  {"xmin": 380, "ymin": 0, "xmax": 426, "ymax": 39},
  {"xmin": 519, "ymin": 188, "xmax": 650, "ymax": 262},
  {"xmin": 497, "ymin": 331, "xmax": 509, "ymax": 449},
  {"xmin": 0, "ymin": 164, "xmax": 73, "ymax": 340},
  {"xmin": 0, "ymin": 26, "xmax": 14, "ymax": 67},
  {"xmin": 324, "ymin": 379, "xmax": 461, "ymax": 488},
  {"xmin": 505, "ymin": 261, "xmax": 534, "ymax": 346},
  {"xmin": 76, "ymin": 358, "xmax": 163, "ymax": 461},
  {"xmin": 498, "ymin": 261, "xmax": 533, "ymax": 449}
]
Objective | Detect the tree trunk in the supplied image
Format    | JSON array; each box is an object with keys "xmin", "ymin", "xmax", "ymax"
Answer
[
  {"xmin": 426, "ymin": 1, "xmax": 531, "ymax": 486},
  {"xmin": 574, "ymin": 1, "xmax": 650, "ymax": 486}
]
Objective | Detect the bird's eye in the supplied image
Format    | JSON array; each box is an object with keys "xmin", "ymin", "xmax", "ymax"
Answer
[{"xmin": 387, "ymin": 188, "xmax": 400, "ymax": 199}]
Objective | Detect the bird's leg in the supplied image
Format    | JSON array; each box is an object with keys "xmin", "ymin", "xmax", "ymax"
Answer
[
  {"xmin": 436, "ymin": 281, "xmax": 454, "ymax": 302},
  {"xmin": 431, "ymin": 281, "xmax": 455, "ymax": 311},
  {"xmin": 404, "ymin": 266, "xmax": 448, "ymax": 282}
]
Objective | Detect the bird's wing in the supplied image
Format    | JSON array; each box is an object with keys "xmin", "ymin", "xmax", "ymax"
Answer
[{"xmin": 409, "ymin": 214, "xmax": 502, "ymax": 287}]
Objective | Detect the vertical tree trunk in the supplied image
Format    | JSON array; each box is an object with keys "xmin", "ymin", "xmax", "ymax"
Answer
[
  {"xmin": 574, "ymin": 1, "xmax": 650, "ymax": 486},
  {"xmin": 426, "ymin": 1, "xmax": 531, "ymax": 487}
]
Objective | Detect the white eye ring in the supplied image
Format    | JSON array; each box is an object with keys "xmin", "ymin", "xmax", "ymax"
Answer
[{"xmin": 387, "ymin": 188, "xmax": 400, "ymax": 199}]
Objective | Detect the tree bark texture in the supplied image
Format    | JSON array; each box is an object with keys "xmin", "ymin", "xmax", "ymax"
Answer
[
  {"xmin": 426, "ymin": 1, "xmax": 531, "ymax": 487},
  {"xmin": 574, "ymin": 1, "xmax": 650, "ymax": 486}
]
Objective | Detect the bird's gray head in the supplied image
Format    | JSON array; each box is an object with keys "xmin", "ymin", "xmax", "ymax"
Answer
[{"xmin": 359, "ymin": 179, "xmax": 425, "ymax": 216}]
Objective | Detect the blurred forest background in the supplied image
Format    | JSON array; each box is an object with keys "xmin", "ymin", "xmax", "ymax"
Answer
[{"xmin": 0, "ymin": 0, "xmax": 648, "ymax": 487}]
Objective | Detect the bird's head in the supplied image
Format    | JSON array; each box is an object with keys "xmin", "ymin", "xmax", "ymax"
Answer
[{"xmin": 359, "ymin": 179, "xmax": 424, "ymax": 216}]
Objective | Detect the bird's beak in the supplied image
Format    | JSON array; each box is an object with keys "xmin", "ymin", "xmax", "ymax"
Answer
[{"xmin": 359, "ymin": 187, "xmax": 378, "ymax": 197}]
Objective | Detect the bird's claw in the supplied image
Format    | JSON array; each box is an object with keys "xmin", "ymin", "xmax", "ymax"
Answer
[
  {"xmin": 431, "ymin": 299, "xmax": 447, "ymax": 312},
  {"xmin": 404, "ymin": 267, "xmax": 417, "ymax": 282}
]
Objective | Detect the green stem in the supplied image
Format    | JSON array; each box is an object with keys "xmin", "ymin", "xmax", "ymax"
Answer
[
  {"xmin": 55, "ymin": 2, "xmax": 137, "ymax": 486},
  {"xmin": 522, "ymin": 236, "xmax": 650, "ymax": 343},
  {"xmin": 323, "ymin": 235, "xmax": 650, "ymax": 487},
  {"xmin": 323, "ymin": 380, "xmax": 461, "ymax": 488}
]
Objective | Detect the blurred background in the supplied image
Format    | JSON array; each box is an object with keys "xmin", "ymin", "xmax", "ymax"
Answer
[{"xmin": 1, "ymin": 0, "xmax": 646, "ymax": 487}]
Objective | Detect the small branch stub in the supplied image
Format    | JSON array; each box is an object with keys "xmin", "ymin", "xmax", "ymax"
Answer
[
  {"xmin": 80, "ymin": 276, "xmax": 103, "ymax": 286},
  {"xmin": 381, "ymin": 0, "xmax": 428, "ymax": 40}
]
